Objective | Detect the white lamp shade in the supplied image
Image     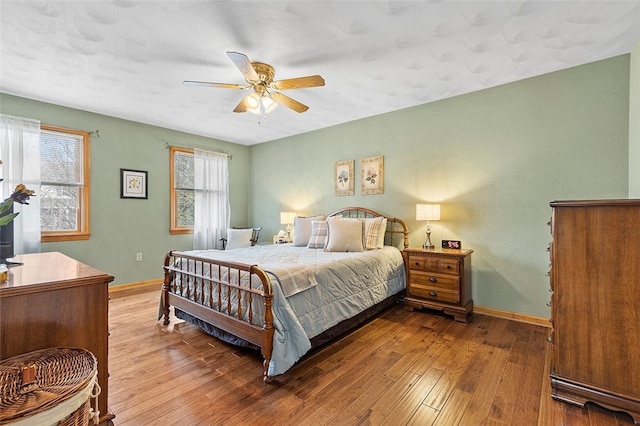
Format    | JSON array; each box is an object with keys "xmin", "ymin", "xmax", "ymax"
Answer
[
  {"xmin": 262, "ymin": 95, "xmax": 278, "ymax": 113},
  {"xmin": 280, "ymin": 211, "xmax": 297, "ymax": 225},
  {"xmin": 245, "ymin": 93, "xmax": 261, "ymax": 113},
  {"xmin": 416, "ymin": 204, "xmax": 441, "ymax": 221}
]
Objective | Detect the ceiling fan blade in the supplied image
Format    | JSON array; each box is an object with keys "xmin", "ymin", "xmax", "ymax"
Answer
[
  {"xmin": 232, "ymin": 94, "xmax": 251, "ymax": 113},
  {"xmin": 183, "ymin": 80, "xmax": 247, "ymax": 89},
  {"xmin": 270, "ymin": 92, "xmax": 309, "ymax": 113},
  {"xmin": 271, "ymin": 75, "xmax": 325, "ymax": 90},
  {"xmin": 227, "ymin": 51, "xmax": 260, "ymax": 82}
]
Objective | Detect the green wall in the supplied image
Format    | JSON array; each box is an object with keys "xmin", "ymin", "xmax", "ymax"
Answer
[
  {"xmin": 0, "ymin": 54, "xmax": 632, "ymax": 318},
  {"xmin": 249, "ymin": 55, "xmax": 631, "ymax": 318},
  {"xmin": 0, "ymin": 93, "xmax": 251, "ymax": 285}
]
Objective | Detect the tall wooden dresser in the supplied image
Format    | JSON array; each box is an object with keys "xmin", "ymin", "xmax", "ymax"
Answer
[
  {"xmin": 0, "ymin": 252, "xmax": 115, "ymax": 424},
  {"xmin": 549, "ymin": 200, "xmax": 640, "ymax": 424}
]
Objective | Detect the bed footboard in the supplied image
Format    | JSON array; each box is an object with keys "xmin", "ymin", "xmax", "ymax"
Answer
[{"xmin": 162, "ymin": 250, "xmax": 275, "ymax": 381}]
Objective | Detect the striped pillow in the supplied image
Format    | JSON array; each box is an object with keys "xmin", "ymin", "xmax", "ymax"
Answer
[{"xmin": 363, "ymin": 216, "xmax": 385, "ymax": 250}]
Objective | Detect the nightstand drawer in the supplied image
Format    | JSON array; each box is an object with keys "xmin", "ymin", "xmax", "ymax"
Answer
[
  {"xmin": 409, "ymin": 284, "xmax": 459, "ymax": 304},
  {"xmin": 406, "ymin": 255, "xmax": 428, "ymax": 271},
  {"xmin": 409, "ymin": 271, "xmax": 459, "ymax": 291},
  {"xmin": 406, "ymin": 254, "xmax": 460, "ymax": 275},
  {"xmin": 437, "ymin": 258, "xmax": 460, "ymax": 275}
]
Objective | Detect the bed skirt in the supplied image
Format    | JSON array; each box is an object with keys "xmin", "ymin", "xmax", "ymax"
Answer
[{"xmin": 176, "ymin": 292, "xmax": 402, "ymax": 366}]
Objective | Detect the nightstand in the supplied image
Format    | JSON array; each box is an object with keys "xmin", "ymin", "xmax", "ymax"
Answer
[
  {"xmin": 273, "ymin": 235, "xmax": 291, "ymax": 244},
  {"xmin": 402, "ymin": 248, "xmax": 473, "ymax": 322}
]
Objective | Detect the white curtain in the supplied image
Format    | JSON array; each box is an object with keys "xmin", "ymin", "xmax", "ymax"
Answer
[
  {"xmin": 0, "ymin": 114, "xmax": 41, "ymax": 257},
  {"xmin": 193, "ymin": 149, "xmax": 230, "ymax": 250}
]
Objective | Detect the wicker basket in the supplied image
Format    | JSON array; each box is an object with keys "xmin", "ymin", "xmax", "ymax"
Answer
[{"xmin": 0, "ymin": 347, "xmax": 100, "ymax": 426}]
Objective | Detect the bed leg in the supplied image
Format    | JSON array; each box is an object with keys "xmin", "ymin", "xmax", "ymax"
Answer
[
  {"xmin": 263, "ymin": 358, "xmax": 272, "ymax": 383},
  {"xmin": 161, "ymin": 284, "xmax": 170, "ymax": 326},
  {"xmin": 162, "ymin": 306, "xmax": 170, "ymax": 326},
  {"xmin": 162, "ymin": 253, "xmax": 173, "ymax": 326}
]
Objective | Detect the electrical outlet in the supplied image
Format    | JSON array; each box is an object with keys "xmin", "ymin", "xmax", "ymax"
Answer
[{"xmin": 136, "ymin": 252, "xmax": 142, "ymax": 262}]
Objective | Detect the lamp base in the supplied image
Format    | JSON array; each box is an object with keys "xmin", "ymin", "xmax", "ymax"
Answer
[{"xmin": 424, "ymin": 228, "xmax": 434, "ymax": 250}]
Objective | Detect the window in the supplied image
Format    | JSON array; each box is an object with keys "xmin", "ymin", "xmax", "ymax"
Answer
[
  {"xmin": 40, "ymin": 125, "xmax": 90, "ymax": 242},
  {"xmin": 170, "ymin": 146, "xmax": 194, "ymax": 234}
]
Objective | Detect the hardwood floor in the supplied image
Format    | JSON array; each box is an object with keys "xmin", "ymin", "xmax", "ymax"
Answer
[{"xmin": 108, "ymin": 288, "xmax": 636, "ymax": 425}]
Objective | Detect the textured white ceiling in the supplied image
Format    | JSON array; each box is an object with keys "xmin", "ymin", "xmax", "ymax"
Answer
[{"xmin": 2, "ymin": 1, "xmax": 640, "ymax": 145}]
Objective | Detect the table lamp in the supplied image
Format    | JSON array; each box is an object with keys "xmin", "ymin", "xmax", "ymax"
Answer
[
  {"xmin": 280, "ymin": 211, "xmax": 297, "ymax": 241},
  {"xmin": 416, "ymin": 204, "xmax": 440, "ymax": 249}
]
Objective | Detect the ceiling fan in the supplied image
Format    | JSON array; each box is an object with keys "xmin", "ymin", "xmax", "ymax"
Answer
[{"xmin": 184, "ymin": 51, "xmax": 325, "ymax": 116}]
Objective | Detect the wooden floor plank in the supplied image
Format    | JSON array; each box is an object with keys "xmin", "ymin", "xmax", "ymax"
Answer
[
  {"xmin": 107, "ymin": 289, "xmax": 636, "ymax": 426},
  {"xmin": 456, "ymin": 319, "xmax": 517, "ymax": 425}
]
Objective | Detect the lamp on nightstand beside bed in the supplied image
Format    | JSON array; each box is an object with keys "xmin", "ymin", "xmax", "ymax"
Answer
[
  {"xmin": 280, "ymin": 211, "xmax": 296, "ymax": 242},
  {"xmin": 416, "ymin": 203, "xmax": 440, "ymax": 249}
]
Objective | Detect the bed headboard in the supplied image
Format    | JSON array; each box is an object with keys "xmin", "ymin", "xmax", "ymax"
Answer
[{"xmin": 327, "ymin": 206, "xmax": 409, "ymax": 249}]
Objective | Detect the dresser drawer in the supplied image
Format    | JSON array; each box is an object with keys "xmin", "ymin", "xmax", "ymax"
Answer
[
  {"xmin": 406, "ymin": 254, "xmax": 460, "ymax": 275},
  {"xmin": 409, "ymin": 283, "xmax": 459, "ymax": 304}
]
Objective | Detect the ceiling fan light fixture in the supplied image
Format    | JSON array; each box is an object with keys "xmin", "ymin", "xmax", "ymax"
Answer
[
  {"xmin": 262, "ymin": 95, "xmax": 278, "ymax": 113},
  {"xmin": 247, "ymin": 93, "xmax": 278, "ymax": 115},
  {"xmin": 245, "ymin": 92, "xmax": 261, "ymax": 112}
]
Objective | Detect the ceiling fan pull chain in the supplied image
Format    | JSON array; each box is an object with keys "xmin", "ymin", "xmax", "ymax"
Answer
[{"xmin": 258, "ymin": 100, "xmax": 267, "ymax": 124}]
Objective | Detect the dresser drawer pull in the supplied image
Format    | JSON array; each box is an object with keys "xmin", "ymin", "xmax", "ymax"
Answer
[
  {"xmin": 429, "ymin": 277, "xmax": 437, "ymax": 283},
  {"xmin": 429, "ymin": 291, "xmax": 437, "ymax": 297},
  {"xmin": 446, "ymin": 265, "xmax": 452, "ymax": 269},
  {"xmin": 413, "ymin": 262, "xmax": 420, "ymax": 266}
]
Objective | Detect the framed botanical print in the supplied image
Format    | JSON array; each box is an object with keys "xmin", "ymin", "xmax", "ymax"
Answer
[
  {"xmin": 361, "ymin": 155, "xmax": 383, "ymax": 194},
  {"xmin": 335, "ymin": 160, "xmax": 354, "ymax": 196}
]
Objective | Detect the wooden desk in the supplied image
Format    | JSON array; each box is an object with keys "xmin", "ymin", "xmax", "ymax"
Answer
[{"xmin": 0, "ymin": 252, "xmax": 115, "ymax": 424}]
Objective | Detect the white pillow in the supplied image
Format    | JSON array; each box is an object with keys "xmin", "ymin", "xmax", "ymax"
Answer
[
  {"xmin": 307, "ymin": 220, "xmax": 329, "ymax": 249},
  {"xmin": 324, "ymin": 217, "xmax": 365, "ymax": 252},
  {"xmin": 225, "ymin": 228, "xmax": 253, "ymax": 249},
  {"xmin": 362, "ymin": 216, "xmax": 386, "ymax": 250},
  {"xmin": 293, "ymin": 214, "xmax": 326, "ymax": 246}
]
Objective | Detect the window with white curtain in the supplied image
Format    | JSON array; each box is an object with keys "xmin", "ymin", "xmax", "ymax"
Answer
[{"xmin": 170, "ymin": 146, "xmax": 230, "ymax": 248}]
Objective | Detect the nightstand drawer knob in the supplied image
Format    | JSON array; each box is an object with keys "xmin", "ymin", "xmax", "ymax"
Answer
[
  {"xmin": 429, "ymin": 277, "xmax": 437, "ymax": 283},
  {"xmin": 429, "ymin": 291, "xmax": 437, "ymax": 297}
]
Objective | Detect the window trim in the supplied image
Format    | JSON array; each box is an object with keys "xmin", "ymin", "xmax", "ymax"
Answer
[
  {"xmin": 170, "ymin": 146, "xmax": 194, "ymax": 235},
  {"xmin": 40, "ymin": 124, "xmax": 91, "ymax": 242}
]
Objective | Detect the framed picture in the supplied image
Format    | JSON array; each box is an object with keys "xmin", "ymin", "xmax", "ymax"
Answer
[
  {"xmin": 361, "ymin": 155, "xmax": 384, "ymax": 194},
  {"xmin": 335, "ymin": 160, "xmax": 355, "ymax": 196},
  {"xmin": 120, "ymin": 168, "xmax": 148, "ymax": 199}
]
